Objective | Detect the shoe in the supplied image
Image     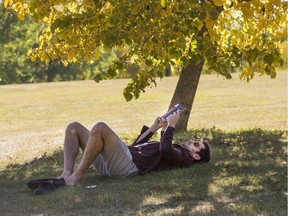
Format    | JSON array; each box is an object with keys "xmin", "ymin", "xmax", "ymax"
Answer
[{"xmin": 27, "ymin": 178, "xmax": 65, "ymax": 195}]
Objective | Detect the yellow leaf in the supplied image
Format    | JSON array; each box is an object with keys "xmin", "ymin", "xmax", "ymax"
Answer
[
  {"xmin": 3, "ymin": 0, "xmax": 9, "ymax": 8},
  {"xmin": 213, "ymin": 0, "xmax": 224, "ymax": 7},
  {"xmin": 39, "ymin": 51, "xmax": 47, "ymax": 62},
  {"xmin": 17, "ymin": 13, "xmax": 25, "ymax": 21},
  {"xmin": 231, "ymin": 36, "xmax": 238, "ymax": 46},
  {"xmin": 94, "ymin": 51, "xmax": 100, "ymax": 59},
  {"xmin": 240, "ymin": 67, "xmax": 253, "ymax": 80},
  {"xmin": 205, "ymin": 19, "xmax": 215, "ymax": 33},
  {"xmin": 73, "ymin": 57, "xmax": 78, "ymax": 63},
  {"xmin": 30, "ymin": 55, "xmax": 37, "ymax": 62},
  {"xmin": 160, "ymin": 0, "xmax": 166, "ymax": 8},
  {"xmin": 258, "ymin": 19, "xmax": 266, "ymax": 30},
  {"xmin": 251, "ymin": 0, "xmax": 260, "ymax": 7},
  {"xmin": 27, "ymin": 48, "xmax": 33, "ymax": 56},
  {"xmin": 51, "ymin": 35, "xmax": 58, "ymax": 44},
  {"xmin": 45, "ymin": 58, "xmax": 50, "ymax": 64},
  {"xmin": 196, "ymin": 21, "xmax": 204, "ymax": 31},
  {"xmin": 23, "ymin": 3, "xmax": 29, "ymax": 10},
  {"xmin": 271, "ymin": 0, "xmax": 281, "ymax": 7},
  {"xmin": 61, "ymin": 60, "xmax": 69, "ymax": 66},
  {"xmin": 279, "ymin": 14, "xmax": 286, "ymax": 23},
  {"xmin": 240, "ymin": 3, "xmax": 254, "ymax": 20}
]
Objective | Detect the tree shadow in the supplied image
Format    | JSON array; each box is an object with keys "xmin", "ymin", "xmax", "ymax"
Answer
[
  {"xmin": 0, "ymin": 128, "xmax": 286, "ymax": 215},
  {"xmin": 152, "ymin": 128, "xmax": 287, "ymax": 215}
]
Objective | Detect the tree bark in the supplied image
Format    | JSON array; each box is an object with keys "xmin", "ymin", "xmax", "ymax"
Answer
[
  {"xmin": 46, "ymin": 63, "xmax": 57, "ymax": 82},
  {"xmin": 169, "ymin": 56, "xmax": 205, "ymax": 131}
]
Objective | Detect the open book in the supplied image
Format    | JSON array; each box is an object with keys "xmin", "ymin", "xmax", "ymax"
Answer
[{"xmin": 162, "ymin": 103, "xmax": 185, "ymax": 121}]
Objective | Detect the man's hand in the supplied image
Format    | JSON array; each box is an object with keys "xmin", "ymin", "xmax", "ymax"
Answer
[
  {"xmin": 134, "ymin": 117, "xmax": 167, "ymax": 144},
  {"xmin": 167, "ymin": 111, "xmax": 180, "ymax": 128},
  {"xmin": 150, "ymin": 117, "xmax": 167, "ymax": 132}
]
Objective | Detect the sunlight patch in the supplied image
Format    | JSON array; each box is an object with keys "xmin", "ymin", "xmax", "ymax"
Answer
[
  {"xmin": 225, "ymin": 203, "xmax": 255, "ymax": 215},
  {"xmin": 142, "ymin": 196, "xmax": 168, "ymax": 206},
  {"xmin": 191, "ymin": 201, "xmax": 215, "ymax": 214}
]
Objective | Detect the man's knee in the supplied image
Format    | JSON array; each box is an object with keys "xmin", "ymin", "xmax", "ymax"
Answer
[
  {"xmin": 90, "ymin": 122, "xmax": 109, "ymax": 135},
  {"xmin": 66, "ymin": 122, "xmax": 82, "ymax": 135}
]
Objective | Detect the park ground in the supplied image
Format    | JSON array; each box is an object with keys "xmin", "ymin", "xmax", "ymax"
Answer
[{"xmin": 0, "ymin": 71, "xmax": 287, "ymax": 215}]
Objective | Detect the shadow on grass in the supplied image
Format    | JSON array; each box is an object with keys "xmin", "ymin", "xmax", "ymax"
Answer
[{"xmin": 0, "ymin": 128, "xmax": 287, "ymax": 215}]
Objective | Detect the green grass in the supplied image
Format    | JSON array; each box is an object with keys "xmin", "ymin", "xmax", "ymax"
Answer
[{"xmin": 0, "ymin": 71, "xmax": 287, "ymax": 215}]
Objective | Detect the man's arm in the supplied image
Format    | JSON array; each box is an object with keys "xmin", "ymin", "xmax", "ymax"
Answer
[
  {"xmin": 159, "ymin": 111, "xmax": 193, "ymax": 165},
  {"xmin": 134, "ymin": 117, "xmax": 167, "ymax": 144},
  {"xmin": 159, "ymin": 111, "xmax": 178, "ymax": 140}
]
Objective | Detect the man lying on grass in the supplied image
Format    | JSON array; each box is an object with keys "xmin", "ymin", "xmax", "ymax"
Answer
[{"xmin": 59, "ymin": 111, "xmax": 210, "ymax": 185}]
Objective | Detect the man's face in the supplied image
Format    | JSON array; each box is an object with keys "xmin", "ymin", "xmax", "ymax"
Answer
[{"xmin": 180, "ymin": 139, "xmax": 205, "ymax": 154}]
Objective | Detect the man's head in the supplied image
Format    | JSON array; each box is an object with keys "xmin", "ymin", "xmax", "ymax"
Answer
[{"xmin": 180, "ymin": 139, "xmax": 210, "ymax": 163}]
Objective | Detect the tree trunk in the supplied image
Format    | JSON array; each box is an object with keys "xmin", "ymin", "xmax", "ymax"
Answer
[
  {"xmin": 46, "ymin": 63, "xmax": 57, "ymax": 82},
  {"xmin": 169, "ymin": 56, "xmax": 205, "ymax": 131}
]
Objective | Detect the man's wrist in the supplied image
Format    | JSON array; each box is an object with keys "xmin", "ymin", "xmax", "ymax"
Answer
[
  {"xmin": 167, "ymin": 123, "xmax": 176, "ymax": 128},
  {"xmin": 150, "ymin": 125, "xmax": 159, "ymax": 132}
]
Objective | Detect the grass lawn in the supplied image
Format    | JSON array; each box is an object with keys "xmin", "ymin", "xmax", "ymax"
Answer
[{"xmin": 0, "ymin": 71, "xmax": 287, "ymax": 215}]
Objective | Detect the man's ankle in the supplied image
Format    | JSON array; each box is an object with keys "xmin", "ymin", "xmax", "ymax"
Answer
[
  {"xmin": 58, "ymin": 171, "xmax": 72, "ymax": 180},
  {"xmin": 73, "ymin": 170, "xmax": 85, "ymax": 179}
]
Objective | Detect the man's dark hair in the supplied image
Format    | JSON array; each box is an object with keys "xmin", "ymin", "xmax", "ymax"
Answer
[{"xmin": 197, "ymin": 141, "xmax": 210, "ymax": 163}]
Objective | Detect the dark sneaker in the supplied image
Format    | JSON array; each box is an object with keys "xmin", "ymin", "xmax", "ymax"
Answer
[{"xmin": 27, "ymin": 178, "xmax": 65, "ymax": 195}]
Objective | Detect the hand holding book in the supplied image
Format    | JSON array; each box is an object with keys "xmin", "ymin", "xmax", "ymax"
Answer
[{"xmin": 162, "ymin": 103, "xmax": 185, "ymax": 121}]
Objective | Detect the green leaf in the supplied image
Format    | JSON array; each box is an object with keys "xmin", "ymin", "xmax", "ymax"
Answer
[
  {"xmin": 210, "ymin": 9, "xmax": 219, "ymax": 20},
  {"xmin": 157, "ymin": 70, "xmax": 164, "ymax": 78},
  {"xmin": 51, "ymin": 19, "xmax": 61, "ymax": 33},
  {"xmin": 185, "ymin": 19, "xmax": 192, "ymax": 27},
  {"xmin": 108, "ymin": 34, "xmax": 117, "ymax": 43},
  {"xmin": 178, "ymin": 2, "xmax": 186, "ymax": 10},
  {"xmin": 180, "ymin": 56, "xmax": 190, "ymax": 67},
  {"xmin": 145, "ymin": 59, "xmax": 153, "ymax": 66},
  {"xmin": 107, "ymin": 68, "xmax": 117, "ymax": 77},
  {"xmin": 192, "ymin": 54, "xmax": 200, "ymax": 65},
  {"xmin": 168, "ymin": 47, "xmax": 177, "ymax": 55},
  {"xmin": 247, "ymin": 48, "xmax": 258, "ymax": 63},
  {"xmin": 172, "ymin": 25, "xmax": 181, "ymax": 32},
  {"xmin": 125, "ymin": 38, "xmax": 133, "ymax": 46},
  {"xmin": 123, "ymin": 87, "xmax": 133, "ymax": 101},
  {"xmin": 151, "ymin": 37, "xmax": 158, "ymax": 43},
  {"xmin": 264, "ymin": 54, "xmax": 274, "ymax": 65},
  {"xmin": 170, "ymin": 59, "xmax": 176, "ymax": 66},
  {"xmin": 199, "ymin": 11, "xmax": 207, "ymax": 21},
  {"xmin": 270, "ymin": 70, "xmax": 277, "ymax": 78},
  {"xmin": 115, "ymin": 62, "xmax": 124, "ymax": 70},
  {"xmin": 94, "ymin": 73, "xmax": 103, "ymax": 83}
]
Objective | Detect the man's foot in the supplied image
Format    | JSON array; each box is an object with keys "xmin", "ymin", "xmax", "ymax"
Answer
[
  {"xmin": 65, "ymin": 173, "xmax": 83, "ymax": 185},
  {"xmin": 57, "ymin": 171, "xmax": 72, "ymax": 180}
]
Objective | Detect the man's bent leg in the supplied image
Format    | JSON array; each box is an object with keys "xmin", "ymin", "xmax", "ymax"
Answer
[
  {"xmin": 65, "ymin": 122, "xmax": 119, "ymax": 185},
  {"xmin": 100, "ymin": 138, "xmax": 139, "ymax": 177},
  {"xmin": 59, "ymin": 122, "xmax": 90, "ymax": 179}
]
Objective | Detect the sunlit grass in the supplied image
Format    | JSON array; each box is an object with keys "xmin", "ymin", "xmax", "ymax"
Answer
[
  {"xmin": 1, "ymin": 71, "xmax": 286, "ymax": 168},
  {"xmin": 0, "ymin": 71, "xmax": 287, "ymax": 215}
]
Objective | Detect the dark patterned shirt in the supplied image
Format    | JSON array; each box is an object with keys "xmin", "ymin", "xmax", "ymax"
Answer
[{"xmin": 128, "ymin": 126, "xmax": 195, "ymax": 173}]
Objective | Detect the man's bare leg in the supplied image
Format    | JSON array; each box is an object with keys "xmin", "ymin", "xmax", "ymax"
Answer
[
  {"xmin": 58, "ymin": 122, "xmax": 90, "ymax": 180},
  {"xmin": 65, "ymin": 122, "xmax": 119, "ymax": 185}
]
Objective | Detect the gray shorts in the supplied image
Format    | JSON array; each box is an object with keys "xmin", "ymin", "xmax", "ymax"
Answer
[{"xmin": 92, "ymin": 138, "xmax": 139, "ymax": 177}]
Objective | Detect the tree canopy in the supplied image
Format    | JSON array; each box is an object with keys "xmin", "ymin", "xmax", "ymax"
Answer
[
  {"xmin": 4, "ymin": 0, "xmax": 286, "ymax": 97},
  {"xmin": 4, "ymin": 0, "xmax": 287, "ymax": 130}
]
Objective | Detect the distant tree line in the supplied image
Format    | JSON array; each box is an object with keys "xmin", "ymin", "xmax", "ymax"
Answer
[{"xmin": 0, "ymin": 5, "xmax": 145, "ymax": 85}]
